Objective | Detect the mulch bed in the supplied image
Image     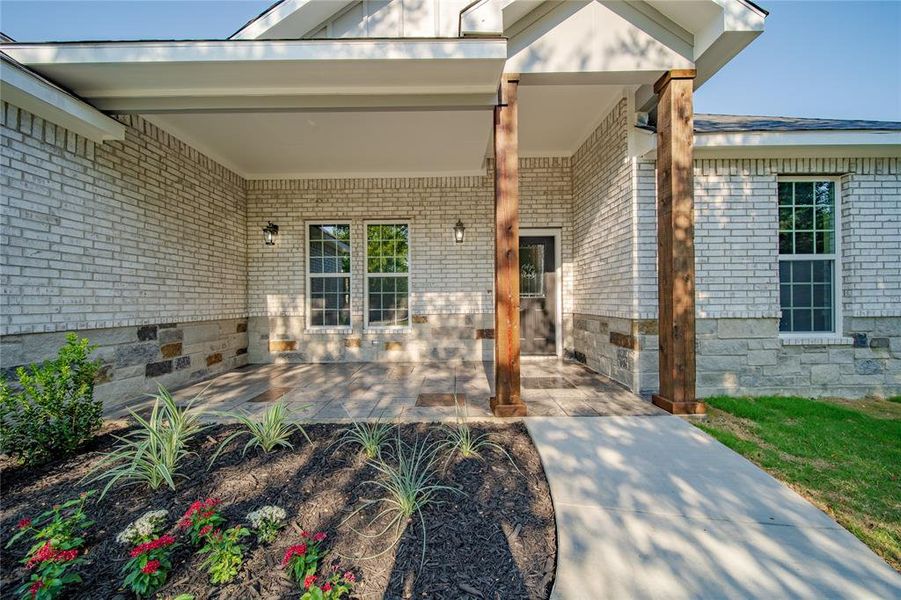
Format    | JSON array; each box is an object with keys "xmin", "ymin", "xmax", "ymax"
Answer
[{"xmin": 1, "ymin": 422, "xmax": 556, "ymax": 599}]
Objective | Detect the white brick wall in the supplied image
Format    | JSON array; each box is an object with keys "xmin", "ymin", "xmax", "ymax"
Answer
[
  {"xmin": 842, "ymin": 166, "xmax": 901, "ymax": 317},
  {"xmin": 634, "ymin": 157, "xmax": 901, "ymax": 320},
  {"xmin": 245, "ymin": 158, "xmax": 573, "ymax": 328},
  {"xmin": 0, "ymin": 103, "xmax": 248, "ymax": 335},
  {"xmin": 571, "ymin": 97, "xmax": 637, "ymax": 319}
]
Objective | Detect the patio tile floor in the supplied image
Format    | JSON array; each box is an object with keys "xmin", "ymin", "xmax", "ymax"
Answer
[{"xmin": 104, "ymin": 358, "xmax": 664, "ymax": 421}]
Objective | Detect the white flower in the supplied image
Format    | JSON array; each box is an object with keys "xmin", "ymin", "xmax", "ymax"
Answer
[
  {"xmin": 116, "ymin": 509, "xmax": 169, "ymax": 545},
  {"xmin": 246, "ymin": 505, "xmax": 286, "ymax": 530}
]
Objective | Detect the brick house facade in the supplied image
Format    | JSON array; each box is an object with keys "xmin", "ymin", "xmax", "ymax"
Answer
[
  {"xmin": 1, "ymin": 0, "xmax": 899, "ymax": 407},
  {"xmin": 2, "ymin": 95, "xmax": 899, "ymax": 403}
]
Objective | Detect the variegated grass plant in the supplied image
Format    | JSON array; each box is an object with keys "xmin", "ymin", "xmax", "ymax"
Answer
[
  {"xmin": 334, "ymin": 416, "xmax": 395, "ymax": 459},
  {"xmin": 84, "ymin": 385, "xmax": 207, "ymax": 499},
  {"xmin": 208, "ymin": 401, "xmax": 309, "ymax": 467},
  {"xmin": 438, "ymin": 397, "xmax": 521, "ymax": 474},
  {"xmin": 344, "ymin": 433, "xmax": 462, "ymax": 568}
]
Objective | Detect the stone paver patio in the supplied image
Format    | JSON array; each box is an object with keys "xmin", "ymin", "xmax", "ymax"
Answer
[{"xmin": 104, "ymin": 359, "xmax": 664, "ymax": 421}]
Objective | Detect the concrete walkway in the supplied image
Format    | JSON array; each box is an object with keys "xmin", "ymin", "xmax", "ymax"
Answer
[{"xmin": 526, "ymin": 416, "xmax": 901, "ymax": 599}]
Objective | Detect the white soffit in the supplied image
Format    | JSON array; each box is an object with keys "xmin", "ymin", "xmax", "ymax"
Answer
[
  {"xmin": 0, "ymin": 56, "xmax": 124, "ymax": 142},
  {"xmin": 146, "ymin": 109, "xmax": 495, "ymax": 179},
  {"xmin": 0, "ymin": 39, "xmax": 508, "ymax": 112},
  {"xmin": 518, "ymin": 84, "xmax": 624, "ymax": 156}
]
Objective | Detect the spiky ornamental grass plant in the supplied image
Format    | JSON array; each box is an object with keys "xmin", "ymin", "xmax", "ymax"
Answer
[
  {"xmin": 344, "ymin": 433, "xmax": 462, "ymax": 568},
  {"xmin": 84, "ymin": 385, "xmax": 207, "ymax": 499},
  {"xmin": 334, "ymin": 418, "xmax": 394, "ymax": 460},
  {"xmin": 208, "ymin": 402, "xmax": 309, "ymax": 467},
  {"xmin": 438, "ymin": 398, "xmax": 521, "ymax": 474}
]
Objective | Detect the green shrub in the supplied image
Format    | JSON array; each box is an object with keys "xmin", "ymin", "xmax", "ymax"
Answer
[{"xmin": 0, "ymin": 333, "xmax": 101, "ymax": 465}]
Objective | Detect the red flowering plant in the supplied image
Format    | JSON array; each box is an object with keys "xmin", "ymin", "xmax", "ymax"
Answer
[
  {"xmin": 14, "ymin": 543, "xmax": 85, "ymax": 600},
  {"xmin": 7, "ymin": 492, "xmax": 93, "ymax": 599},
  {"xmin": 300, "ymin": 568, "xmax": 356, "ymax": 600},
  {"xmin": 121, "ymin": 533, "xmax": 178, "ymax": 598},
  {"xmin": 281, "ymin": 530, "xmax": 327, "ymax": 585},
  {"xmin": 177, "ymin": 498, "xmax": 225, "ymax": 545}
]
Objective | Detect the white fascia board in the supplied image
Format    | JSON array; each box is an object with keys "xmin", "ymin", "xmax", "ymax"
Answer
[
  {"xmin": 0, "ymin": 59, "xmax": 124, "ymax": 142},
  {"xmin": 2, "ymin": 38, "xmax": 508, "ymax": 66},
  {"xmin": 637, "ymin": 130, "xmax": 901, "ymax": 160},
  {"xmin": 694, "ymin": 1, "xmax": 765, "ymax": 86},
  {"xmin": 230, "ymin": 0, "xmax": 354, "ymax": 40},
  {"xmin": 695, "ymin": 130, "xmax": 901, "ymax": 149}
]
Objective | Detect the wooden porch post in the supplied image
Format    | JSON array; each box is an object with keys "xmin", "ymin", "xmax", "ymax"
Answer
[
  {"xmin": 652, "ymin": 69, "xmax": 705, "ymax": 415},
  {"xmin": 491, "ymin": 74, "xmax": 526, "ymax": 417}
]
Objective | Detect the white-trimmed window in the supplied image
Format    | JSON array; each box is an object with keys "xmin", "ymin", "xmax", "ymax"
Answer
[
  {"xmin": 365, "ymin": 222, "xmax": 410, "ymax": 328},
  {"xmin": 307, "ymin": 223, "xmax": 351, "ymax": 328},
  {"xmin": 777, "ymin": 178, "xmax": 840, "ymax": 334}
]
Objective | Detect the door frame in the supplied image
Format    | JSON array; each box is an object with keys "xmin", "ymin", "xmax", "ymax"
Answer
[{"xmin": 520, "ymin": 228, "xmax": 563, "ymax": 357}]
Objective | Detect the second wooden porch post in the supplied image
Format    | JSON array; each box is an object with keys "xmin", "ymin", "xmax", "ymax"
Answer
[
  {"xmin": 491, "ymin": 74, "xmax": 526, "ymax": 417},
  {"xmin": 652, "ymin": 69, "xmax": 705, "ymax": 415}
]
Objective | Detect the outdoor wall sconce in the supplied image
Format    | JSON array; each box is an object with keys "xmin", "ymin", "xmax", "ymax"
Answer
[
  {"xmin": 263, "ymin": 221, "xmax": 279, "ymax": 246},
  {"xmin": 453, "ymin": 219, "xmax": 466, "ymax": 243}
]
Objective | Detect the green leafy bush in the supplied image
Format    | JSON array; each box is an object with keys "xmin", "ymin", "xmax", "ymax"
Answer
[{"xmin": 0, "ymin": 333, "xmax": 101, "ymax": 465}]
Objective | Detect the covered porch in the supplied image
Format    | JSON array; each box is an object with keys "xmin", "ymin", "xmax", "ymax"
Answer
[
  {"xmin": 104, "ymin": 358, "xmax": 663, "ymax": 421},
  {"xmin": 0, "ymin": 0, "xmax": 767, "ymax": 416}
]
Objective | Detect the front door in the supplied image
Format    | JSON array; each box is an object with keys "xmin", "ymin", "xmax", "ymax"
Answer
[{"xmin": 519, "ymin": 236, "xmax": 556, "ymax": 355}]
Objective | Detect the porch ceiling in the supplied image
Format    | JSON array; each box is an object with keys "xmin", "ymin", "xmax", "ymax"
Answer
[{"xmin": 140, "ymin": 82, "xmax": 623, "ymax": 178}]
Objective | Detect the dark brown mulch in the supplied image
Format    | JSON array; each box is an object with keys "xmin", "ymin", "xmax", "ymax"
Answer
[{"xmin": 1, "ymin": 422, "xmax": 556, "ymax": 599}]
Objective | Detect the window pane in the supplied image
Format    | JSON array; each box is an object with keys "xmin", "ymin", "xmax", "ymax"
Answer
[
  {"xmin": 778, "ymin": 182, "xmax": 793, "ymax": 206},
  {"xmin": 779, "ymin": 207, "xmax": 794, "ymax": 230},
  {"xmin": 795, "ymin": 206, "xmax": 813, "ymax": 230},
  {"xmin": 366, "ymin": 224, "xmax": 410, "ymax": 326},
  {"xmin": 816, "ymin": 231, "xmax": 834, "ymax": 254},
  {"xmin": 309, "ymin": 275, "xmax": 350, "ymax": 328},
  {"xmin": 795, "ymin": 231, "xmax": 814, "ymax": 254},
  {"xmin": 309, "ymin": 224, "xmax": 350, "ymax": 275},
  {"xmin": 794, "ymin": 182, "xmax": 814, "ymax": 205},
  {"xmin": 815, "ymin": 181, "xmax": 834, "ymax": 207},
  {"xmin": 792, "ymin": 309, "xmax": 812, "ymax": 331},
  {"xmin": 779, "ymin": 260, "xmax": 834, "ymax": 333}
]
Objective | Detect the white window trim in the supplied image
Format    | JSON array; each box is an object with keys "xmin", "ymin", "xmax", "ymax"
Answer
[
  {"xmin": 364, "ymin": 219, "xmax": 412, "ymax": 332},
  {"xmin": 305, "ymin": 220, "xmax": 352, "ymax": 332},
  {"xmin": 776, "ymin": 176, "xmax": 843, "ymax": 340}
]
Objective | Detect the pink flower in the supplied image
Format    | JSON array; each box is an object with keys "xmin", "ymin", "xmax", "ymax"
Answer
[
  {"xmin": 312, "ymin": 532, "xmax": 327, "ymax": 543},
  {"xmin": 199, "ymin": 525, "xmax": 212, "ymax": 537},
  {"xmin": 322, "ymin": 582, "xmax": 332, "ymax": 592},
  {"xmin": 343, "ymin": 571, "xmax": 356, "ymax": 583},
  {"xmin": 17, "ymin": 518, "xmax": 31, "ymax": 530},
  {"xmin": 304, "ymin": 574, "xmax": 317, "ymax": 589},
  {"xmin": 141, "ymin": 559, "xmax": 161, "ymax": 574},
  {"xmin": 29, "ymin": 580, "xmax": 43, "ymax": 598}
]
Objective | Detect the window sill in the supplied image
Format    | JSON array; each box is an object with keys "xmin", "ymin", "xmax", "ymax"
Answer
[
  {"xmin": 363, "ymin": 327, "xmax": 413, "ymax": 335},
  {"xmin": 779, "ymin": 335, "xmax": 854, "ymax": 346},
  {"xmin": 305, "ymin": 327, "xmax": 353, "ymax": 335}
]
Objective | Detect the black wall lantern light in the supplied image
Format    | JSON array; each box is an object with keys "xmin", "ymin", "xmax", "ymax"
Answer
[
  {"xmin": 453, "ymin": 219, "xmax": 466, "ymax": 243},
  {"xmin": 263, "ymin": 221, "xmax": 279, "ymax": 246}
]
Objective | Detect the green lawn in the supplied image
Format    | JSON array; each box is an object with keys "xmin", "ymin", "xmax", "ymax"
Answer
[{"xmin": 695, "ymin": 395, "xmax": 901, "ymax": 571}]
